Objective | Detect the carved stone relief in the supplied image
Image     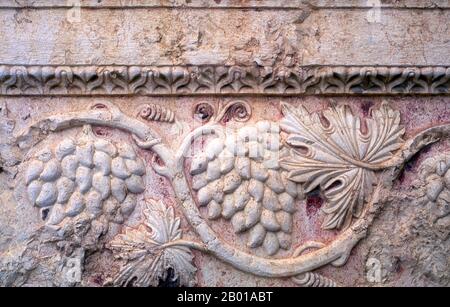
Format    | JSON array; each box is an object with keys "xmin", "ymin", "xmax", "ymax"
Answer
[
  {"xmin": 0, "ymin": 1, "xmax": 449, "ymax": 288},
  {"xmin": 1, "ymin": 97, "xmax": 448, "ymax": 286}
]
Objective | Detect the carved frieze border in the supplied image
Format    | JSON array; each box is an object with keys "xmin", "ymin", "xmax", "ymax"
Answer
[{"xmin": 0, "ymin": 65, "xmax": 449, "ymax": 96}]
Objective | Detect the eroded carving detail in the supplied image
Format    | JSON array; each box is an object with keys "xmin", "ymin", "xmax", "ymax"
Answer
[
  {"xmin": 0, "ymin": 101, "xmax": 20, "ymax": 169},
  {"xmin": 420, "ymin": 153, "xmax": 450, "ymax": 219}
]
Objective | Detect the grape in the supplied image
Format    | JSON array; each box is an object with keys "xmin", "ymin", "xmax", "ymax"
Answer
[
  {"xmin": 191, "ymin": 121, "xmax": 300, "ymax": 255},
  {"xmin": 25, "ymin": 134, "xmax": 146, "ymax": 235}
]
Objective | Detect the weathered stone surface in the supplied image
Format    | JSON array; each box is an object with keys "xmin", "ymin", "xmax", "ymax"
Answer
[
  {"xmin": 1, "ymin": 5, "xmax": 449, "ymax": 66},
  {"xmin": 0, "ymin": 2, "xmax": 449, "ymax": 287}
]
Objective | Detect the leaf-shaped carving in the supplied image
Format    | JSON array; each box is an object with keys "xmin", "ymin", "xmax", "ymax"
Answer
[
  {"xmin": 109, "ymin": 199, "xmax": 196, "ymax": 287},
  {"xmin": 280, "ymin": 102, "xmax": 405, "ymax": 230}
]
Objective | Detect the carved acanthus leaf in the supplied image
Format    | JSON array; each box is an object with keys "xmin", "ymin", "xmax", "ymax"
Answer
[
  {"xmin": 280, "ymin": 102, "xmax": 405, "ymax": 230},
  {"xmin": 109, "ymin": 199, "xmax": 196, "ymax": 287}
]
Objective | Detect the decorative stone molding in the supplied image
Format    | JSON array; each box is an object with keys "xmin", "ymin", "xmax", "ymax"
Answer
[{"xmin": 0, "ymin": 65, "xmax": 449, "ymax": 96}]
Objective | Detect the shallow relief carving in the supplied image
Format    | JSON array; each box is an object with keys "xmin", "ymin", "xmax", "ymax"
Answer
[
  {"xmin": 2, "ymin": 98, "xmax": 449, "ymax": 286},
  {"xmin": 24, "ymin": 127, "xmax": 145, "ymax": 245},
  {"xmin": 0, "ymin": 65, "xmax": 449, "ymax": 96}
]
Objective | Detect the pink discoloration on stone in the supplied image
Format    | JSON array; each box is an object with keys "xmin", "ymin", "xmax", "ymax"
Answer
[
  {"xmin": 306, "ymin": 191, "xmax": 323, "ymax": 218},
  {"xmin": 360, "ymin": 101, "xmax": 374, "ymax": 118},
  {"xmin": 93, "ymin": 126, "xmax": 113, "ymax": 138}
]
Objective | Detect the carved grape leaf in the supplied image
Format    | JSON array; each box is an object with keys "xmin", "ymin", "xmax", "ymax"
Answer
[
  {"xmin": 109, "ymin": 199, "xmax": 196, "ymax": 287},
  {"xmin": 280, "ymin": 102, "xmax": 405, "ymax": 230}
]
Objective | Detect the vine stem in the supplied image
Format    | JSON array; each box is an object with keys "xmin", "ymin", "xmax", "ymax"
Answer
[{"xmin": 162, "ymin": 239, "xmax": 208, "ymax": 252}]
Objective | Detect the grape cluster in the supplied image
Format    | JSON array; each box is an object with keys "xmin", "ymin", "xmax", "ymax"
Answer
[
  {"xmin": 190, "ymin": 121, "xmax": 301, "ymax": 255},
  {"xmin": 25, "ymin": 134, "xmax": 146, "ymax": 230}
]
